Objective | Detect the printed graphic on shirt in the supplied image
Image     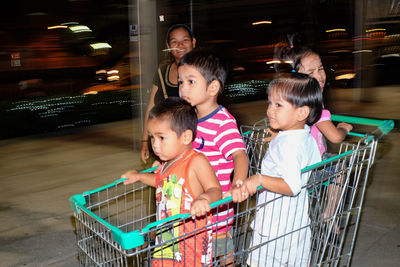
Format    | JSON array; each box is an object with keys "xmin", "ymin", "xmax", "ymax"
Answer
[
  {"xmin": 154, "ymin": 174, "xmax": 185, "ymax": 260},
  {"xmin": 153, "ymin": 173, "xmax": 212, "ymax": 266}
]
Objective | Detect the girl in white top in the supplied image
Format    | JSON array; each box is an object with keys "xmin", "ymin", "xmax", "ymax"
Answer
[{"xmin": 234, "ymin": 73, "xmax": 323, "ymax": 267}]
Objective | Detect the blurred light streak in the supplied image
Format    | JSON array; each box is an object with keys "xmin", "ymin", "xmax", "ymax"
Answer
[
  {"xmin": 326, "ymin": 29, "xmax": 346, "ymax": 33},
  {"xmin": 90, "ymin": 43, "xmax": 112, "ymax": 49},
  {"xmin": 96, "ymin": 70, "xmax": 107, "ymax": 74},
  {"xmin": 252, "ymin": 21, "xmax": 271, "ymax": 25},
  {"xmin": 107, "ymin": 75, "xmax": 120, "ymax": 81},
  {"xmin": 353, "ymin": 50, "xmax": 373, "ymax": 53},
  {"xmin": 336, "ymin": 73, "xmax": 356, "ymax": 80},
  {"xmin": 48, "ymin": 25, "xmax": 68, "ymax": 30},
  {"xmin": 69, "ymin": 25, "xmax": 92, "ymax": 33},
  {"xmin": 266, "ymin": 60, "xmax": 293, "ymax": 65},
  {"xmin": 329, "ymin": 50, "xmax": 352, "ymax": 53},
  {"xmin": 107, "ymin": 70, "xmax": 119, "ymax": 75},
  {"xmin": 352, "ymin": 37, "xmax": 371, "ymax": 41},
  {"xmin": 381, "ymin": 53, "xmax": 400, "ymax": 58},
  {"xmin": 83, "ymin": 91, "xmax": 98, "ymax": 95},
  {"xmin": 366, "ymin": 28, "xmax": 386, "ymax": 33}
]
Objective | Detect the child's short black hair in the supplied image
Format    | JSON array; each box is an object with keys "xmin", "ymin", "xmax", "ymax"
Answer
[
  {"xmin": 149, "ymin": 97, "xmax": 197, "ymax": 141},
  {"xmin": 268, "ymin": 73, "xmax": 323, "ymax": 126},
  {"xmin": 178, "ymin": 48, "xmax": 228, "ymax": 92}
]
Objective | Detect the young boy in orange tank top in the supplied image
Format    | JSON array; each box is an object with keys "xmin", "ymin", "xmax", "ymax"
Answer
[{"xmin": 122, "ymin": 97, "xmax": 222, "ymax": 266}]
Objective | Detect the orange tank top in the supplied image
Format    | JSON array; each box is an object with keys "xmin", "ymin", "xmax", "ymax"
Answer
[{"xmin": 152, "ymin": 149, "xmax": 213, "ymax": 266}]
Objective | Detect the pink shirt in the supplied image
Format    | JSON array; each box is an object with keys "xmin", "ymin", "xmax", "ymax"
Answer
[
  {"xmin": 310, "ymin": 109, "xmax": 331, "ymax": 155},
  {"xmin": 193, "ymin": 105, "xmax": 246, "ymax": 232}
]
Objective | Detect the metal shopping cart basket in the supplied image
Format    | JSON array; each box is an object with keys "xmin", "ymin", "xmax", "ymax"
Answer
[
  {"xmin": 69, "ymin": 115, "xmax": 393, "ymax": 267},
  {"xmin": 234, "ymin": 115, "xmax": 394, "ymax": 267}
]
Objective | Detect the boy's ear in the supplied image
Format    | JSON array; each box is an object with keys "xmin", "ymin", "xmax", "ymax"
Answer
[
  {"xmin": 207, "ymin": 80, "xmax": 220, "ymax": 97},
  {"xmin": 182, "ymin": 129, "xmax": 193, "ymax": 145},
  {"xmin": 296, "ymin": 106, "xmax": 310, "ymax": 122},
  {"xmin": 192, "ymin": 38, "xmax": 197, "ymax": 48}
]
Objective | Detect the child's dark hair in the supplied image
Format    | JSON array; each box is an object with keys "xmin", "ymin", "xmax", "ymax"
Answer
[
  {"xmin": 149, "ymin": 97, "xmax": 197, "ymax": 141},
  {"xmin": 268, "ymin": 73, "xmax": 323, "ymax": 126},
  {"xmin": 166, "ymin": 24, "xmax": 194, "ymax": 45},
  {"xmin": 178, "ymin": 48, "xmax": 228, "ymax": 92},
  {"xmin": 274, "ymin": 46, "xmax": 321, "ymax": 73}
]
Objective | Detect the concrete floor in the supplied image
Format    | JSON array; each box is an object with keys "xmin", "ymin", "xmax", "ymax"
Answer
[{"xmin": 0, "ymin": 86, "xmax": 399, "ymax": 266}]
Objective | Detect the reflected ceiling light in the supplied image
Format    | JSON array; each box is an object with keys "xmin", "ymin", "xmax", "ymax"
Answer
[
  {"xmin": 107, "ymin": 75, "xmax": 120, "ymax": 81},
  {"xmin": 96, "ymin": 69, "xmax": 107, "ymax": 74},
  {"xmin": 266, "ymin": 60, "xmax": 280, "ymax": 64},
  {"xmin": 326, "ymin": 29, "xmax": 346, "ymax": 33},
  {"xmin": 90, "ymin": 43, "xmax": 112, "ymax": 50},
  {"xmin": 329, "ymin": 50, "xmax": 352, "ymax": 53},
  {"xmin": 252, "ymin": 21, "xmax": 271, "ymax": 25},
  {"xmin": 48, "ymin": 25, "xmax": 68, "ymax": 30},
  {"xmin": 266, "ymin": 60, "xmax": 293, "ymax": 65},
  {"xmin": 352, "ymin": 37, "xmax": 371, "ymax": 41},
  {"xmin": 83, "ymin": 91, "xmax": 98, "ymax": 95},
  {"xmin": 353, "ymin": 50, "xmax": 373, "ymax": 53},
  {"xmin": 69, "ymin": 25, "xmax": 92, "ymax": 33},
  {"xmin": 381, "ymin": 53, "xmax": 400, "ymax": 58},
  {"xmin": 335, "ymin": 73, "xmax": 356, "ymax": 80},
  {"xmin": 107, "ymin": 70, "xmax": 119, "ymax": 75},
  {"xmin": 366, "ymin": 28, "xmax": 386, "ymax": 33}
]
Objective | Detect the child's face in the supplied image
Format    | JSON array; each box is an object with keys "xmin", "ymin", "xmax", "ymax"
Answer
[
  {"xmin": 298, "ymin": 53, "xmax": 326, "ymax": 91},
  {"xmin": 148, "ymin": 118, "xmax": 188, "ymax": 162},
  {"xmin": 178, "ymin": 64, "xmax": 211, "ymax": 107},
  {"xmin": 267, "ymin": 89, "xmax": 305, "ymax": 131}
]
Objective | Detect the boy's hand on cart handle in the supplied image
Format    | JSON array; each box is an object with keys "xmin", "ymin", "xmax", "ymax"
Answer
[
  {"xmin": 337, "ymin": 122, "xmax": 353, "ymax": 134},
  {"xmin": 151, "ymin": 160, "xmax": 162, "ymax": 173},
  {"xmin": 244, "ymin": 174, "xmax": 262, "ymax": 195},
  {"xmin": 190, "ymin": 197, "xmax": 210, "ymax": 219},
  {"xmin": 122, "ymin": 170, "xmax": 140, "ymax": 184},
  {"xmin": 230, "ymin": 180, "xmax": 249, "ymax": 202}
]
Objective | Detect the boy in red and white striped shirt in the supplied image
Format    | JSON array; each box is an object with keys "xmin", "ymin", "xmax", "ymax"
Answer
[{"xmin": 178, "ymin": 48, "xmax": 249, "ymax": 266}]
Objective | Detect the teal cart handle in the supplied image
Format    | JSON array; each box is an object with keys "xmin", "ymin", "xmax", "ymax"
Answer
[
  {"xmin": 82, "ymin": 165, "xmax": 158, "ymax": 196},
  {"xmin": 70, "ymin": 165, "xmax": 158, "ymax": 213},
  {"xmin": 331, "ymin": 114, "xmax": 394, "ymax": 135},
  {"xmin": 140, "ymin": 196, "xmax": 235, "ymax": 235}
]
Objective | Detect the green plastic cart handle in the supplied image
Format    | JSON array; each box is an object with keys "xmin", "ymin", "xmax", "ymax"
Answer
[
  {"xmin": 69, "ymin": 165, "xmax": 158, "ymax": 213},
  {"xmin": 331, "ymin": 115, "xmax": 394, "ymax": 135},
  {"xmin": 140, "ymin": 196, "xmax": 234, "ymax": 235}
]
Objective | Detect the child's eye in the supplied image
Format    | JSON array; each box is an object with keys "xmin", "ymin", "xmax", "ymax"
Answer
[
  {"xmin": 189, "ymin": 79, "xmax": 195, "ymax": 84},
  {"xmin": 178, "ymin": 80, "xmax": 183, "ymax": 85}
]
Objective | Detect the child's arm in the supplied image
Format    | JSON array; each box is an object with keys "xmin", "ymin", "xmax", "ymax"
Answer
[
  {"xmin": 316, "ymin": 120, "xmax": 353, "ymax": 144},
  {"xmin": 238, "ymin": 173, "xmax": 293, "ymax": 201},
  {"xmin": 229, "ymin": 149, "xmax": 249, "ymax": 201},
  {"xmin": 263, "ymin": 127, "xmax": 279, "ymax": 142},
  {"xmin": 121, "ymin": 170, "xmax": 157, "ymax": 187},
  {"xmin": 189, "ymin": 154, "xmax": 222, "ymax": 217}
]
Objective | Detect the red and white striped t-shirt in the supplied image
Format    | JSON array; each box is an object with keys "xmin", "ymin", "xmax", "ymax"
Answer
[{"xmin": 193, "ymin": 105, "xmax": 246, "ymax": 232}]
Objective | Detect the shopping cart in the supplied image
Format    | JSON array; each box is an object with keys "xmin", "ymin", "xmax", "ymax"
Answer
[
  {"xmin": 236, "ymin": 115, "xmax": 394, "ymax": 266},
  {"xmin": 69, "ymin": 115, "xmax": 394, "ymax": 266}
]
